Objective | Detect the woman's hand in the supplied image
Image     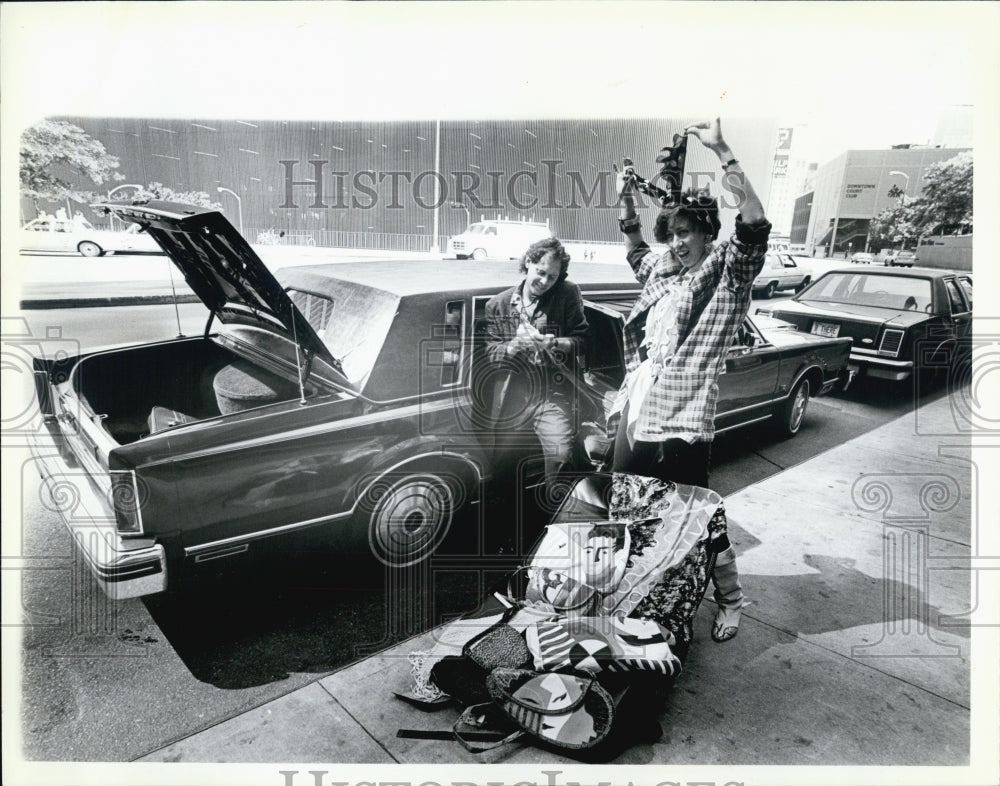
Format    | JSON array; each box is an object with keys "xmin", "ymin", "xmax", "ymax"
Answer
[
  {"xmin": 684, "ymin": 117, "xmax": 727, "ymax": 153},
  {"xmin": 615, "ymin": 163, "xmax": 636, "ymax": 204}
]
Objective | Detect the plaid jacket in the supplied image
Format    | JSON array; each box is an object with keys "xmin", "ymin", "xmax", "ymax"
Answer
[{"xmin": 612, "ymin": 215, "xmax": 771, "ymax": 442}]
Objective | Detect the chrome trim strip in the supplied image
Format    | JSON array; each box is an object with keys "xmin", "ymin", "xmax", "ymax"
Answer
[
  {"xmin": 185, "ymin": 509, "xmax": 353, "ymax": 556},
  {"xmin": 183, "ymin": 449, "xmax": 483, "ymax": 557},
  {"xmin": 717, "ymin": 400, "xmax": 772, "ymax": 418},
  {"xmin": 849, "ymin": 352, "xmax": 913, "ymax": 369},
  {"xmin": 151, "ymin": 398, "xmax": 458, "ymax": 466},
  {"xmin": 715, "ymin": 413, "xmax": 772, "ymax": 434},
  {"xmin": 194, "ymin": 544, "xmax": 250, "ymax": 563}
]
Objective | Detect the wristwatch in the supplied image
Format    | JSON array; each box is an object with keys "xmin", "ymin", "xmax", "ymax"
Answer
[{"xmin": 619, "ymin": 216, "xmax": 642, "ymax": 234}]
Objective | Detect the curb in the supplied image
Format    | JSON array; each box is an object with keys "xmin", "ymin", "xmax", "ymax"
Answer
[{"xmin": 19, "ymin": 294, "xmax": 202, "ymax": 310}]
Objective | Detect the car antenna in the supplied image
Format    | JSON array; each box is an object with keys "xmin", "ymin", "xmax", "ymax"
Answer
[{"xmin": 165, "ymin": 256, "xmax": 185, "ymax": 338}]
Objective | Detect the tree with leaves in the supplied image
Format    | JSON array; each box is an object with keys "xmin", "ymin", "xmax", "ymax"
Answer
[
  {"xmin": 869, "ymin": 202, "xmax": 921, "ymax": 251},
  {"xmin": 20, "ymin": 120, "xmax": 124, "ymax": 214},
  {"xmin": 911, "ymin": 151, "xmax": 972, "ymax": 236},
  {"xmin": 867, "ymin": 151, "xmax": 972, "ymax": 250},
  {"xmin": 123, "ymin": 182, "xmax": 221, "ymax": 209}
]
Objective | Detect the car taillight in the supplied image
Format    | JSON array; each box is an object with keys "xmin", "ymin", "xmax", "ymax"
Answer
[{"xmin": 110, "ymin": 470, "xmax": 144, "ymax": 535}]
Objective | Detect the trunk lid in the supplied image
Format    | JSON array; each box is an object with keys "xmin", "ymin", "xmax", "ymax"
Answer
[{"xmin": 93, "ymin": 200, "xmax": 338, "ymax": 372}]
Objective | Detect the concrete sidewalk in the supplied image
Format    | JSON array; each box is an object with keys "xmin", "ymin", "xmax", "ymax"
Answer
[{"xmin": 138, "ymin": 391, "xmax": 974, "ymax": 766}]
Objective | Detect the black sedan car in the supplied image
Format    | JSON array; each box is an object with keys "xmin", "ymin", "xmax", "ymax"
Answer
[
  {"xmin": 28, "ymin": 201, "xmax": 854, "ymax": 599},
  {"xmin": 755, "ymin": 267, "xmax": 972, "ymax": 381}
]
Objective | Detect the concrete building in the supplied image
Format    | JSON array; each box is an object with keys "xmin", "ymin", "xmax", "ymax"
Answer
[
  {"xmin": 763, "ymin": 125, "xmax": 816, "ymax": 237},
  {"xmin": 796, "ymin": 145, "xmax": 970, "ymax": 257},
  {"xmin": 27, "ymin": 116, "xmax": 778, "ymax": 250}
]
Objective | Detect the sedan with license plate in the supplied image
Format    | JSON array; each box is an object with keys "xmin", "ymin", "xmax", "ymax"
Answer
[
  {"xmin": 28, "ymin": 201, "xmax": 855, "ymax": 599},
  {"xmin": 755, "ymin": 267, "xmax": 972, "ymax": 381}
]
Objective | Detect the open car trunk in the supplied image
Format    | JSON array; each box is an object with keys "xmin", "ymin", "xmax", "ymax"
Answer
[{"xmin": 73, "ymin": 337, "xmax": 306, "ymax": 446}]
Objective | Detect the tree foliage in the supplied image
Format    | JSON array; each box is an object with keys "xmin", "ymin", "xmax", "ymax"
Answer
[
  {"xmin": 911, "ymin": 151, "xmax": 973, "ymax": 235},
  {"xmin": 123, "ymin": 183, "xmax": 222, "ymax": 209},
  {"xmin": 20, "ymin": 120, "xmax": 124, "ymax": 207},
  {"xmin": 869, "ymin": 203, "xmax": 921, "ymax": 250},
  {"xmin": 868, "ymin": 151, "xmax": 973, "ymax": 249}
]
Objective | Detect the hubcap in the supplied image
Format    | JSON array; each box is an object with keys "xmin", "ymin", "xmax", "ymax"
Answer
[
  {"xmin": 790, "ymin": 382, "xmax": 809, "ymax": 431},
  {"xmin": 369, "ymin": 476, "xmax": 453, "ymax": 567}
]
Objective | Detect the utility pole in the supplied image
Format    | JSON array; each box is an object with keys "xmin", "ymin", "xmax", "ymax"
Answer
[{"xmin": 430, "ymin": 120, "xmax": 441, "ymax": 254}]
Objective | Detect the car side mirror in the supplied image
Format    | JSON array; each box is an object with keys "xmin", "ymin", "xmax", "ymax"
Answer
[{"xmin": 744, "ymin": 332, "xmax": 757, "ymax": 348}]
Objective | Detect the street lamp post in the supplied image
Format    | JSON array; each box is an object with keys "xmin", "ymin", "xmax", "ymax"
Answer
[
  {"xmin": 889, "ymin": 170, "xmax": 910, "ymax": 200},
  {"xmin": 107, "ymin": 184, "xmax": 143, "ymax": 231},
  {"xmin": 889, "ymin": 171, "xmax": 910, "ymax": 251},
  {"xmin": 217, "ymin": 187, "xmax": 243, "ymax": 235}
]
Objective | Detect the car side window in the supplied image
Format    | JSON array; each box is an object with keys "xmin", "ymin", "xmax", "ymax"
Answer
[
  {"xmin": 438, "ymin": 300, "xmax": 465, "ymax": 387},
  {"xmin": 944, "ymin": 279, "xmax": 970, "ymax": 314},
  {"xmin": 957, "ymin": 277, "xmax": 973, "ymax": 309}
]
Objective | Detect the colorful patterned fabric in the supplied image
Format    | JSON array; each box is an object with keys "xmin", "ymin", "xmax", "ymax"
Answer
[
  {"xmin": 609, "ymin": 472, "xmax": 729, "ymax": 649},
  {"xmin": 524, "ymin": 520, "xmax": 631, "ymax": 615},
  {"xmin": 525, "ymin": 616, "xmax": 682, "ymax": 677},
  {"xmin": 609, "ymin": 215, "xmax": 771, "ymax": 443}
]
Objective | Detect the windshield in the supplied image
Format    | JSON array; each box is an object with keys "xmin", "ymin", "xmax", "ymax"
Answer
[
  {"xmin": 466, "ymin": 223, "xmax": 486, "ymax": 235},
  {"xmin": 803, "ymin": 272, "xmax": 932, "ymax": 311}
]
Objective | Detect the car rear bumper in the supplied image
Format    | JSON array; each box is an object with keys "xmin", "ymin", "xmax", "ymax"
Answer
[
  {"xmin": 849, "ymin": 351, "xmax": 913, "ymax": 381},
  {"xmin": 26, "ymin": 425, "xmax": 167, "ymax": 599}
]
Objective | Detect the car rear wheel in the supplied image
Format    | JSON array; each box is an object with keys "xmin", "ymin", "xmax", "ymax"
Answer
[
  {"xmin": 778, "ymin": 377, "xmax": 810, "ymax": 438},
  {"xmin": 365, "ymin": 472, "xmax": 460, "ymax": 567},
  {"xmin": 762, "ymin": 281, "xmax": 777, "ymax": 299},
  {"xmin": 78, "ymin": 241, "xmax": 104, "ymax": 257},
  {"xmin": 471, "ymin": 248, "xmax": 488, "ymax": 261},
  {"xmin": 794, "ymin": 277, "xmax": 811, "ymax": 294}
]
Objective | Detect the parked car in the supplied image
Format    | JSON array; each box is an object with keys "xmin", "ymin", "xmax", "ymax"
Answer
[
  {"xmin": 29, "ymin": 201, "xmax": 855, "ymax": 599},
  {"xmin": 446, "ymin": 219, "xmax": 553, "ymax": 260},
  {"xmin": 755, "ymin": 267, "xmax": 972, "ymax": 381},
  {"xmin": 20, "ymin": 216, "xmax": 160, "ymax": 256},
  {"xmin": 850, "ymin": 251, "xmax": 875, "ymax": 265},
  {"xmin": 887, "ymin": 250, "xmax": 916, "ymax": 267},
  {"xmin": 752, "ymin": 252, "xmax": 812, "ymax": 298}
]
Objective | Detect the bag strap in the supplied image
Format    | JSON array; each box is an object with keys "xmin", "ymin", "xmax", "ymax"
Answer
[
  {"xmin": 453, "ymin": 703, "xmax": 525, "ymax": 753},
  {"xmin": 499, "ymin": 671, "xmax": 596, "ymax": 715}
]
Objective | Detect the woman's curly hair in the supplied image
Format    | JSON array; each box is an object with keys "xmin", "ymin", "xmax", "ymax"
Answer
[
  {"xmin": 653, "ymin": 188, "xmax": 722, "ymax": 243},
  {"xmin": 518, "ymin": 236, "xmax": 571, "ymax": 281}
]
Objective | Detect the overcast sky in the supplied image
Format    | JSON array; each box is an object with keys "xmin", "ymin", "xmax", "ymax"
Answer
[{"xmin": 0, "ymin": 3, "xmax": 989, "ymax": 159}]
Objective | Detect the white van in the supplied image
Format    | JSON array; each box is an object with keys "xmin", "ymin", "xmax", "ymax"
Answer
[{"xmin": 447, "ymin": 219, "xmax": 554, "ymax": 260}]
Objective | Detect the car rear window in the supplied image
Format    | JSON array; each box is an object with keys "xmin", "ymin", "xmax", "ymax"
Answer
[
  {"xmin": 288, "ymin": 283, "xmax": 399, "ymax": 384},
  {"xmin": 803, "ymin": 272, "xmax": 932, "ymax": 311}
]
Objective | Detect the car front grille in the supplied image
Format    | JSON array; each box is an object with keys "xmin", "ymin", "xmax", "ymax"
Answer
[
  {"xmin": 878, "ymin": 329, "xmax": 905, "ymax": 357},
  {"xmin": 452, "ymin": 241, "xmax": 466, "ymax": 251}
]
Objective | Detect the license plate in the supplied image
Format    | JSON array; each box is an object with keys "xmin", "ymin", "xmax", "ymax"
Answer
[{"xmin": 811, "ymin": 321, "xmax": 840, "ymax": 338}]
